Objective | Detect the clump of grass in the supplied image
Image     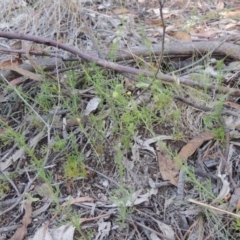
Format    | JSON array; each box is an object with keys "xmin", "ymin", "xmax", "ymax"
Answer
[
  {"xmin": 230, "ymin": 219, "xmax": 240, "ymax": 238},
  {"xmin": 64, "ymin": 153, "xmax": 86, "ymax": 180}
]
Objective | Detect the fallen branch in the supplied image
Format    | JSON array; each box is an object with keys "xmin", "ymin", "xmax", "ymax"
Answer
[
  {"xmin": 114, "ymin": 41, "xmax": 240, "ymax": 61},
  {"xmin": 0, "ymin": 31, "xmax": 240, "ymax": 96},
  {"xmin": 1, "ymin": 40, "xmax": 239, "ymax": 62}
]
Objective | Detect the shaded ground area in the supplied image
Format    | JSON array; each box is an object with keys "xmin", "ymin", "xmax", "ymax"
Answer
[{"xmin": 1, "ymin": 0, "xmax": 240, "ymax": 239}]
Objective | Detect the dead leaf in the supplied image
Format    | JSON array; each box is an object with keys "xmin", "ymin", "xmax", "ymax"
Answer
[
  {"xmin": 5, "ymin": 65, "xmax": 43, "ymax": 81},
  {"xmin": 95, "ymin": 219, "xmax": 111, "ymax": 240},
  {"xmin": 133, "ymin": 189, "xmax": 158, "ymax": 205},
  {"xmin": 9, "ymin": 77, "xmax": 26, "ymax": 86},
  {"xmin": 169, "ymin": 31, "xmax": 192, "ymax": 42},
  {"xmin": 29, "ymin": 224, "xmax": 52, "ymax": 240},
  {"xmin": 61, "ymin": 196, "xmax": 94, "ymax": 207},
  {"xmin": 156, "ymin": 220, "xmax": 175, "ymax": 240},
  {"xmin": 10, "ymin": 40, "xmax": 22, "ymax": 50},
  {"xmin": 223, "ymin": 193, "xmax": 231, "ymax": 202},
  {"xmin": 224, "ymin": 101, "xmax": 240, "ymax": 110},
  {"xmin": 220, "ymin": 10, "xmax": 240, "ymax": 18},
  {"xmin": 80, "ymin": 213, "xmax": 111, "ymax": 224},
  {"xmin": 29, "ymin": 223, "xmax": 75, "ymax": 240},
  {"xmin": 84, "ymin": 97, "xmax": 101, "ymax": 116},
  {"xmin": 0, "ymin": 58, "xmax": 22, "ymax": 69},
  {"xmin": 134, "ymin": 135, "xmax": 173, "ymax": 156},
  {"xmin": 217, "ymin": 173, "xmax": 230, "ymax": 200},
  {"xmin": 178, "ymin": 131, "xmax": 214, "ymax": 162},
  {"xmin": 125, "ymin": 188, "xmax": 158, "ymax": 206},
  {"xmin": 22, "ymin": 41, "xmax": 40, "ymax": 72},
  {"xmin": 10, "ymin": 201, "xmax": 32, "ymax": 240},
  {"xmin": 50, "ymin": 224, "xmax": 75, "ymax": 240},
  {"xmin": 158, "ymin": 131, "xmax": 214, "ymax": 186},
  {"xmin": 217, "ymin": 158, "xmax": 230, "ymax": 200},
  {"xmin": 157, "ymin": 147, "xmax": 179, "ymax": 186}
]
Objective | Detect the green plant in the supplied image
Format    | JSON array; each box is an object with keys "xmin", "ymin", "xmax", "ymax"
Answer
[
  {"xmin": 0, "ymin": 119, "xmax": 41, "ymax": 165},
  {"xmin": 182, "ymin": 164, "xmax": 232, "ymax": 239},
  {"xmin": 69, "ymin": 212, "xmax": 91, "ymax": 240},
  {"xmin": 212, "ymin": 126, "xmax": 225, "ymax": 143},
  {"xmin": 35, "ymin": 81, "xmax": 59, "ymax": 112},
  {"xmin": 0, "ymin": 175, "xmax": 10, "ymax": 197},
  {"xmin": 64, "ymin": 153, "xmax": 86, "ymax": 180},
  {"xmin": 203, "ymin": 101, "xmax": 224, "ymax": 129},
  {"xmin": 230, "ymin": 219, "xmax": 240, "ymax": 237},
  {"xmin": 109, "ymin": 146, "xmax": 134, "ymax": 228},
  {"xmin": 184, "ymin": 164, "xmax": 216, "ymax": 200},
  {"xmin": 62, "ymin": 71, "xmax": 82, "ymax": 116},
  {"xmin": 51, "ymin": 135, "xmax": 67, "ymax": 152},
  {"xmin": 111, "ymin": 184, "xmax": 134, "ymax": 229},
  {"xmin": 216, "ymin": 59, "xmax": 225, "ymax": 85},
  {"xmin": 201, "ymin": 208, "xmax": 232, "ymax": 239}
]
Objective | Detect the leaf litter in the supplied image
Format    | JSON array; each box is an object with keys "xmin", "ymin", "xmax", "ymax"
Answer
[
  {"xmin": 1, "ymin": 0, "xmax": 240, "ymax": 239},
  {"xmin": 10, "ymin": 201, "xmax": 32, "ymax": 240}
]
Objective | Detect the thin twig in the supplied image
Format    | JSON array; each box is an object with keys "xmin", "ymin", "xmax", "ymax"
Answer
[
  {"xmin": 174, "ymin": 95, "xmax": 212, "ymax": 112},
  {"xmin": 133, "ymin": 0, "xmax": 166, "ymax": 101},
  {"xmin": 176, "ymin": 167, "xmax": 185, "ymax": 201},
  {"xmin": 155, "ymin": 0, "xmax": 166, "ymax": 75},
  {"xmin": 1, "ymin": 32, "xmax": 240, "ymax": 95},
  {"xmin": 130, "ymin": 219, "xmax": 143, "ymax": 240}
]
